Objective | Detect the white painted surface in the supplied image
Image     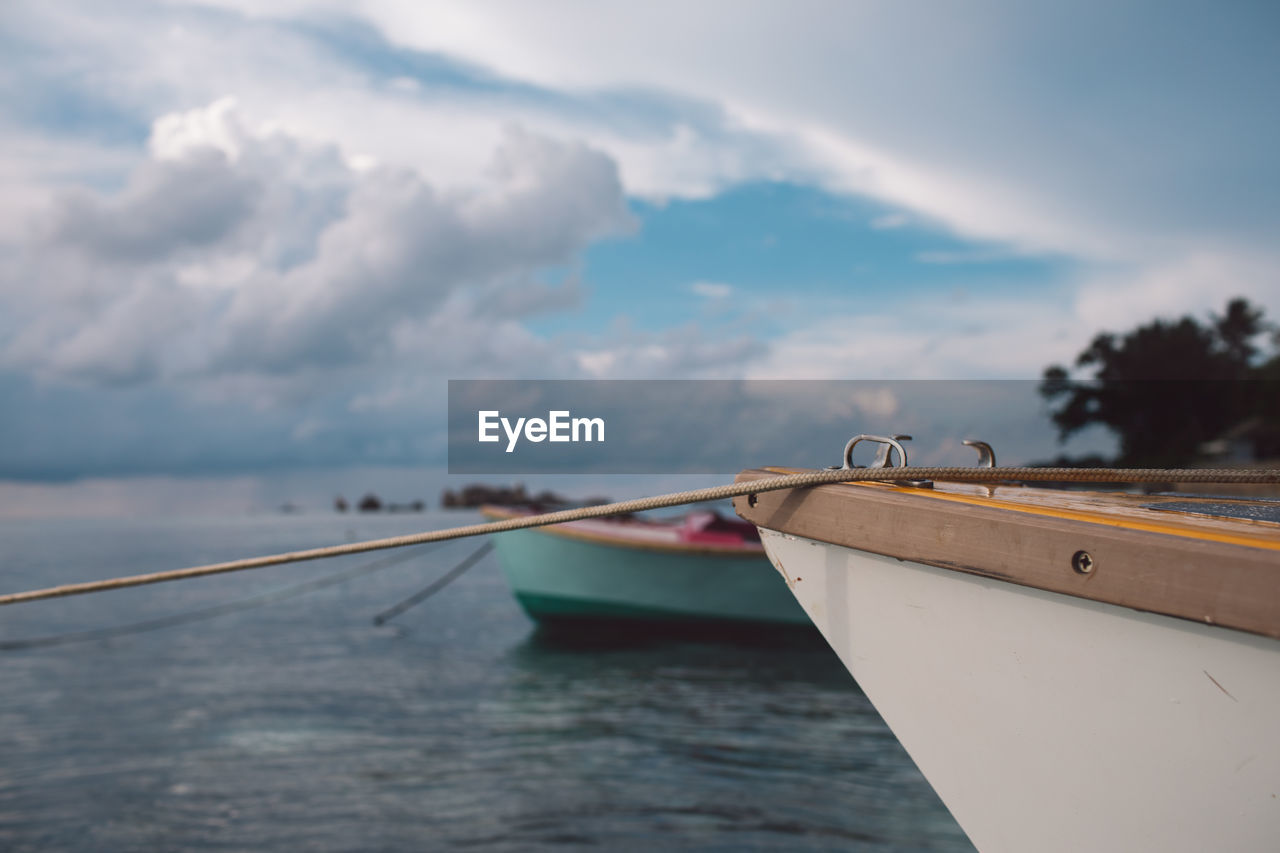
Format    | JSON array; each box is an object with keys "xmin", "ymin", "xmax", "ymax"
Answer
[{"xmin": 760, "ymin": 528, "xmax": 1280, "ymax": 853}]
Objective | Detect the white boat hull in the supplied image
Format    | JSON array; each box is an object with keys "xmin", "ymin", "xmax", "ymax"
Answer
[{"xmin": 760, "ymin": 528, "xmax": 1280, "ymax": 853}]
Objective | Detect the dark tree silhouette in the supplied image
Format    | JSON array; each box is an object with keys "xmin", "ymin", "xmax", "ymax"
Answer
[
  {"xmin": 1215, "ymin": 299, "xmax": 1266, "ymax": 366},
  {"xmin": 1040, "ymin": 298, "xmax": 1277, "ymax": 467}
]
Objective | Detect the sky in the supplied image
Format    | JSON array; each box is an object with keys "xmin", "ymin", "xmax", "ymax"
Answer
[{"xmin": 1, "ymin": 0, "xmax": 1277, "ymax": 515}]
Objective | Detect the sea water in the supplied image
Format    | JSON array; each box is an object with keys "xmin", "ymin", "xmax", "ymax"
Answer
[{"xmin": 0, "ymin": 512, "xmax": 972, "ymax": 851}]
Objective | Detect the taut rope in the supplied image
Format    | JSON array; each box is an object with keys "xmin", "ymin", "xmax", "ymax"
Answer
[
  {"xmin": 2, "ymin": 466, "xmax": 1277, "ymax": 607},
  {"xmin": 0, "ymin": 543, "xmax": 441, "ymax": 650}
]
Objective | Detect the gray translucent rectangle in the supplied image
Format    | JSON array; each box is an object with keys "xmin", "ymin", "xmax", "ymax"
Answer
[{"xmin": 447, "ymin": 379, "xmax": 1100, "ymax": 474}]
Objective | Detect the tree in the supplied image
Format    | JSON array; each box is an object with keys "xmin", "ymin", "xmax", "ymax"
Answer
[
  {"xmin": 1215, "ymin": 298, "xmax": 1266, "ymax": 366},
  {"xmin": 1040, "ymin": 298, "xmax": 1277, "ymax": 467}
]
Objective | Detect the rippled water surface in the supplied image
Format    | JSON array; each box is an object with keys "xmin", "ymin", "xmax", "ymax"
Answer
[{"xmin": 0, "ymin": 513, "xmax": 972, "ymax": 851}]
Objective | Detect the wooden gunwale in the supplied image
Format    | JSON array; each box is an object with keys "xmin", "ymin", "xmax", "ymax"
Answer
[{"xmin": 732, "ymin": 468, "xmax": 1280, "ymax": 640}]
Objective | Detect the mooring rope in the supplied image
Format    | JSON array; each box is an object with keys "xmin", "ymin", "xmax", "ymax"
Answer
[
  {"xmin": 372, "ymin": 541, "xmax": 494, "ymax": 625},
  {"xmin": 0, "ymin": 543, "xmax": 442, "ymax": 651},
  {"xmin": 1, "ymin": 466, "xmax": 1277, "ymax": 608}
]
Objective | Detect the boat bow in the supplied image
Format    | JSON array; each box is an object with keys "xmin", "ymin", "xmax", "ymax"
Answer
[{"xmin": 734, "ymin": 465, "xmax": 1280, "ymax": 853}]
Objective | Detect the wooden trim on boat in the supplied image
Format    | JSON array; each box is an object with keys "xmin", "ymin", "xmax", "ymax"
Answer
[
  {"xmin": 479, "ymin": 505, "xmax": 766, "ymax": 557},
  {"xmin": 733, "ymin": 469, "xmax": 1280, "ymax": 640}
]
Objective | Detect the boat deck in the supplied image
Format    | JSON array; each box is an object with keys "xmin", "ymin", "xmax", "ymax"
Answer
[{"xmin": 733, "ymin": 468, "xmax": 1280, "ymax": 639}]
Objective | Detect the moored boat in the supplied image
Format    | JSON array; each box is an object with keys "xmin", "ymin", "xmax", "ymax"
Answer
[
  {"xmin": 482, "ymin": 504, "xmax": 811, "ymax": 631},
  {"xmin": 734, "ymin": 437, "xmax": 1280, "ymax": 853}
]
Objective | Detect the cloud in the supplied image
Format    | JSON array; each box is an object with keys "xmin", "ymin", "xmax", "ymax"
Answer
[
  {"xmin": 0, "ymin": 99, "xmax": 768, "ymax": 479},
  {"xmin": 0, "ymin": 3, "xmax": 800, "ymax": 204},
  {"xmin": 746, "ymin": 249, "xmax": 1280, "ymax": 382},
  {"xmin": 747, "ymin": 289, "xmax": 1081, "ymax": 380},
  {"xmin": 915, "ymin": 248, "xmax": 1021, "ymax": 265},
  {"xmin": 46, "ymin": 147, "xmax": 260, "ymax": 262},
  {"xmin": 268, "ymin": 1, "xmax": 1278, "ymax": 264},
  {"xmin": 2, "ymin": 100, "xmax": 633, "ymax": 386},
  {"xmin": 11, "ymin": 1, "xmax": 1278, "ymax": 268},
  {"xmin": 690, "ymin": 281, "xmax": 732, "ymax": 299},
  {"xmin": 467, "ymin": 275, "xmax": 586, "ymax": 320},
  {"xmin": 2, "ymin": 1, "xmax": 1276, "ymax": 486},
  {"xmin": 574, "ymin": 324, "xmax": 763, "ymax": 379},
  {"xmin": 870, "ymin": 212, "xmax": 909, "ymax": 230},
  {"xmin": 1072, "ymin": 251, "xmax": 1280, "ymax": 340}
]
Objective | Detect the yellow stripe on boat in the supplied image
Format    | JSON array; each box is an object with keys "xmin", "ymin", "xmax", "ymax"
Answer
[{"xmin": 757, "ymin": 467, "xmax": 1280, "ymax": 552}]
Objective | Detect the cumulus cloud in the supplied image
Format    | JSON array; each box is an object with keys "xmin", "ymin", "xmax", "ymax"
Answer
[
  {"xmin": 11, "ymin": 0, "xmax": 1280, "ymax": 267},
  {"xmin": 0, "ymin": 3, "xmax": 799, "ymax": 205},
  {"xmin": 219, "ymin": 1, "xmax": 1271, "ymax": 266},
  {"xmin": 2, "ymin": 100, "xmax": 633, "ymax": 386},
  {"xmin": 3, "ymin": 1, "xmax": 1276, "ymax": 485},
  {"xmin": 10, "ymin": 1, "xmax": 1277, "ymax": 274},
  {"xmin": 0, "ymin": 98, "xmax": 769, "ymax": 479},
  {"xmin": 45, "ymin": 149, "xmax": 260, "ymax": 262}
]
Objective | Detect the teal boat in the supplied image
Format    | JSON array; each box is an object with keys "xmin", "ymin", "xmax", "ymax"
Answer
[{"xmin": 482, "ymin": 505, "xmax": 810, "ymax": 631}]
